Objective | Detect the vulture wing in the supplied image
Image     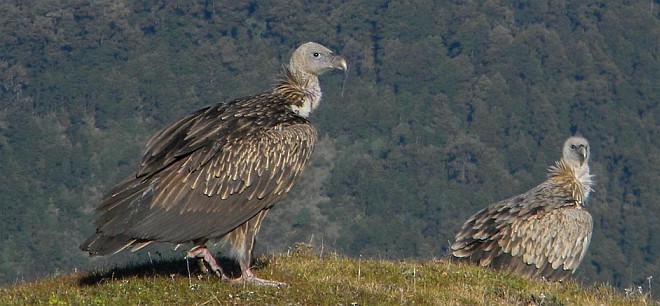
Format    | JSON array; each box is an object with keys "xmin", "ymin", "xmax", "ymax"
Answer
[{"xmin": 84, "ymin": 93, "xmax": 316, "ymax": 254}]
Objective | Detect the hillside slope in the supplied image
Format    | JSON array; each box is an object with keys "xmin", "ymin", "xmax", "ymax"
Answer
[{"xmin": 1, "ymin": 250, "xmax": 654, "ymax": 305}]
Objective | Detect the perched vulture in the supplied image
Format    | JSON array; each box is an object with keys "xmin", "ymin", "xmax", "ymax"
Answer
[
  {"xmin": 81, "ymin": 42, "xmax": 347, "ymax": 286},
  {"xmin": 451, "ymin": 136, "xmax": 594, "ymax": 281}
]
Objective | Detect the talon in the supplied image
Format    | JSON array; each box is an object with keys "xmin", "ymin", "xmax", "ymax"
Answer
[
  {"xmin": 231, "ymin": 276, "xmax": 288, "ymax": 287},
  {"xmin": 230, "ymin": 268, "xmax": 287, "ymax": 287},
  {"xmin": 186, "ymin": 246, "xmax": 230, "ymax": 281}
]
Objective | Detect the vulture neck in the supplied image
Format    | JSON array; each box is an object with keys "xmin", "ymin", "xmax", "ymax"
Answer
[
  {"xmin": 548, "ymin": 159, "xmax": 594, "ymax": 207},
  {"xmin": 274, "ymin": 69, "xmax": 322, "ymax": 118}
]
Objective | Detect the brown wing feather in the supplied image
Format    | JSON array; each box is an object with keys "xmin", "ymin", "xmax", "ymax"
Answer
[
  {"xmin": 137, "ymin": 92, "xmax": 279, "ymax": 178},
  {"xmin": 451, "ymin": 178, "xmax": 593, "ymax": 281},
  {"xmin": 83, "ymin": 92, "xmax": 316, "ymax": 254}
]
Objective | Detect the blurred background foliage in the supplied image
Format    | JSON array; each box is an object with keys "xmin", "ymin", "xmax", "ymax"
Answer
[{"xmin": 0, "ymin": 0, "xmax": 657, "ymax": 291}]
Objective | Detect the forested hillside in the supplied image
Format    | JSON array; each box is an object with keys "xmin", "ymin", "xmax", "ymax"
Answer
[{"xmin": 0, "ymin": 0, "xmax": 657, "ymax": 293}]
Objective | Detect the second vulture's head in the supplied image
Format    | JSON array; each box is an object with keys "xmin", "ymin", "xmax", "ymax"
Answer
[{"xmin": 563, "ymin": 136, "xmax": 590, "ymax": 167}]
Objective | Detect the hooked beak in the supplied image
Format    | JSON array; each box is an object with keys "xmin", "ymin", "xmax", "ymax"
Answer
[
  {"xmin": 333, "ymin": 56, "xmax": 348, "ymax": 97},
  {"xmin": 333, "ymin": 55, "xmax": 348, "ymax": 71},
  {"xmin": 578, "ymin": 146, "xmax": 588, "ymax": 164}
]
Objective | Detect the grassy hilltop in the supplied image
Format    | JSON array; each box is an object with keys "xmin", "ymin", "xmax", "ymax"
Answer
[{"xmin": 1, "ymin": 246, "xmax": 654, "ymax": 305}]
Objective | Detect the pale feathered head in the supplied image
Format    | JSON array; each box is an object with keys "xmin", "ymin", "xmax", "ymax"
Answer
[
  {"xmin": 562, "ymin": 136, "xmax": 590, "ymax": 168},
  {"xmin": 555, "ymin": 135, "xmax": 593, "ymax": 204},
  {"xmin": 277, "ymin": 42, "xmax": 347, "ymax": 118},
  {"xmin": 289, "ymin": 42, "xmax": 347, "ymax": 77}
]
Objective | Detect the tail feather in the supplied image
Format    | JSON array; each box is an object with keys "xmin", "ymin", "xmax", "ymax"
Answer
[
  {"xmin": 80, "ymin": 175, "xmax": 155, "ymax": 256},
  {"xmin": 80, "ymin": 233, "xmax": 137, "ymax": 256}
]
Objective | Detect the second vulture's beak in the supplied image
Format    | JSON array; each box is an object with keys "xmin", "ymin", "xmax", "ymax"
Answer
[{"xmin": 578, "ymin": 145, "xmax": 588, "ymax": 164}]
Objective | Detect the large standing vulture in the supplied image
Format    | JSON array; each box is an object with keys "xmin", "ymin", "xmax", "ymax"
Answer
[
  {"xmin": 81, "ymin": 42, "xmax": 347, "ymax": 286},
  {"xmin": 451, "ymin": 136, "xmax": 594, "ymax": 281}
]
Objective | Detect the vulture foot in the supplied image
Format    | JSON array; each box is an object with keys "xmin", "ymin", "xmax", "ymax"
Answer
[
  {"xmin": 187, "ymin": 246, "xmax": 230, "ymax": 281},
  {"xmin": 232, "ymin": 272, "xmax": 287, "ymax": 287}
]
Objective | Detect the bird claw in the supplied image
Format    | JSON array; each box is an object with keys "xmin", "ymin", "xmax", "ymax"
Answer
[
  {"xmin": 186, "ymin": 246, "xmax": 230, "ymax": 281},
  {"xmin": 231, "ymin": 275, "xmax": 288, "ymax": 287},
  {"xmin": 229, "ymin": 267, "xmax": 287, "ymax": 287},
  {"xmin": 187, "ymin": 246, "xmax": 283, "ymax": 285}
]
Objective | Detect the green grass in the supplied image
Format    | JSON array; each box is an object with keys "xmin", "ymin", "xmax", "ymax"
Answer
[{"xmin": 1, "ymin": 246, "xmax": 655, "ymax": 305}]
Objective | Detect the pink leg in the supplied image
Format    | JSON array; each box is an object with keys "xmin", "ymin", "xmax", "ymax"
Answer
[
  {"xmin": 211, "ymin": 211, "xmax": 287, "ymax": 286},
  {"xmin": 186, "ymin": 245, "xmax": 230, "ymax": 281},
  {"xmin": 229, "ymin": 258, "xmax": 287, "ymax": 287}
]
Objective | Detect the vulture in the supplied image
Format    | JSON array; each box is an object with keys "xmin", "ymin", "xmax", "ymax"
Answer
[
  {"xmin": 451, "ymin": 136, "xmax": 594, "ymax": 281},
  {"xmin": 81, "ymin": 42, "xmax": 347, "ymax": 286}
]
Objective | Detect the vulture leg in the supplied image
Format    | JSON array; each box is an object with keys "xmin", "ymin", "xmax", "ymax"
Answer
[
  {"xmin": 187, "ymin": 244, "xmax": 229, "ymax": 281},
  {"xmin": 228, "ymin": 210, "xmax": 286, "ymax": 286}
]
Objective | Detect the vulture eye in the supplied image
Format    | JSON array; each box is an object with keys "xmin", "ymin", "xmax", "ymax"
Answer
[
  {"xmin": 571, "ymin": 145, "xmax": 576, "ymax": 150},
  {"xmin": 313, "ymin": 52, "xmax": 320, "ymax": 57}
]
